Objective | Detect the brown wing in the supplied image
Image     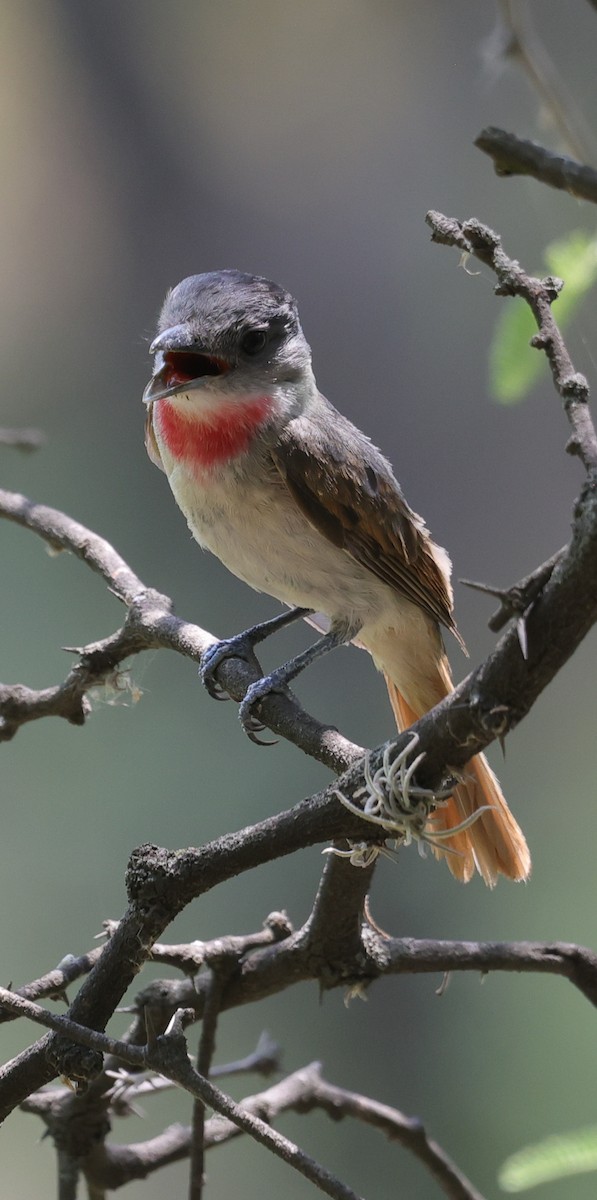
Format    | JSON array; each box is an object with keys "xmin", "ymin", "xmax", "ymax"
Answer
[{"xmin": 271, "ymin": 402, "xmax": 462, "ymax": 642}]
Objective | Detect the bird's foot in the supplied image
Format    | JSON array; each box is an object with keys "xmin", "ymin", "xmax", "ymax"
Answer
[
  {"xmin": 200, "ymin": 631, "xmax": 264, "ymax": 701},
  {"xmin": 200, "ymin": 608, "xmax": 311, "ymax": 701},
  {"xmin": 238, "ymin": 671, "xmax": 295, "ymax": 745}
]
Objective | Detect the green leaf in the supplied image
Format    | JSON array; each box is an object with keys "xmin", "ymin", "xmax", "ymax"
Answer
[
  {"xmin": 499, "ymin": 1124, "xmax": 597, "ymax": 1192},
  {"xmin": 489, "ymin": 229, "xmax": 597, "ymax": 404}
]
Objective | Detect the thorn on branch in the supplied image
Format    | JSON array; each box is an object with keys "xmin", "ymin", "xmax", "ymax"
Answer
[{"xmin": 461, "ymin": 550, "xmax": 563, "ymax": 641}]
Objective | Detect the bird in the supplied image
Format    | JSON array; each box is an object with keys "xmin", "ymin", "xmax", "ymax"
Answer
[{"xmin": 143, "ymin": 269, "xmax": 530, "ymax": 886}]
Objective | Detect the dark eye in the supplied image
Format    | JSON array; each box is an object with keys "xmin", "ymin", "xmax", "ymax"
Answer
[{"xmin": 240, "ymin": 327, "xmax": 268, "ymax": 356}]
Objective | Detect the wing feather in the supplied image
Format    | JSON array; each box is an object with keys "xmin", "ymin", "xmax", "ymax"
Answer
[{"xmin": 271, "ymin": 403, "xmax": 461, "ymax": 642}]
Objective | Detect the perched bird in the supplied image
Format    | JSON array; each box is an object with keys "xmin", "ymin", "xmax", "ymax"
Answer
[{"xmin": 143, "ymin": 270, "xmax": 530, "ymax": 886}]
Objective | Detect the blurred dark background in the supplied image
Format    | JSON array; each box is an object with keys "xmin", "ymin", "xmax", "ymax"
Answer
[{"xmin": 2, "ymin": 2, "xmax": 597, "ymax": 1196}]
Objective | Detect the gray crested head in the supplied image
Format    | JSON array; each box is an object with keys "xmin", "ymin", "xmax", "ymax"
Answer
[
  {"xmin": 146, "ymin": 271, "xmax": 312, "ymax": 404},
  {"xmin": 157, "ymin": 271, "xmax": 299, "ymax": 346}
]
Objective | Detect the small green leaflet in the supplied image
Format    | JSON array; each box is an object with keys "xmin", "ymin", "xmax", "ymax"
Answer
[
  {"xmin": 499, "ymin": 1124, "xmax": 597, "ymax": 1192},
  {"xmin": 489, "ymin": 230, "xmax": 597, "ymax": 404}
]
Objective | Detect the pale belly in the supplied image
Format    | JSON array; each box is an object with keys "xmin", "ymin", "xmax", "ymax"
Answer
[
  {"xmin": 167, "ymin": 458, "xmax": 391, "ymax": 625},
  {"xmin": 162, "ymin": 454, "xmax": 443, "ymax": 709}
]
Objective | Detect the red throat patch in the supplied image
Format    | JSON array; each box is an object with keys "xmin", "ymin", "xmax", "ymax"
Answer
[{"xmin": 154, "ymin": 396, "xmax": 271, "ymax": 469}]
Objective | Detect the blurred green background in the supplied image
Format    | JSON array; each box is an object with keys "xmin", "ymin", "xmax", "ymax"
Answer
[{"xmin": 2, "ymin": 1, "xmax": 597, "ymax": 1196}]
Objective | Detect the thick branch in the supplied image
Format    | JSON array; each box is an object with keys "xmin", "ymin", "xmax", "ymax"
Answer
[
  {"xmin": 475, "ymin": 126, "xmax": 597, "ymax": 203},
  {"xmin": 0, "ymin": 796, "xmax": 380, "ymax": 1120},
  {"xmin": 129, "ymin": 930, "xmax": 597, "ymax": 1022}
]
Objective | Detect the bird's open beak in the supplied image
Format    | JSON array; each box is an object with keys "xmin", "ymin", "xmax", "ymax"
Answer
[{"xmin": 143, "ymin": 329, "xmax": 232, "ymax": 405}]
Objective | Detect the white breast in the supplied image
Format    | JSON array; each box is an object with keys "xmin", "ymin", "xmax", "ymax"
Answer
[{"xmin": 164, "ymin": 447, "xmax": 399, "ymax": 631}]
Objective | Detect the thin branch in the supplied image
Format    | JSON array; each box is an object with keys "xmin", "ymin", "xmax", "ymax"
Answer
[
  {"xmin": 373, "ymin": 936, "xmax": 597, "ymax": 1007},
  {"xmin": 461, "ymin": 549, "xmax": 564, "ymax": 634},
  {"xmin": 17, "ymin": 975, "xmax": 486, "ymax": 1200},
  {"xmin": 154, "ymin": 1014, "xmax": 431, "ymax": 1200},
  {"xmin": 163, "ymin": 929, "xmax": 597, "ymax": 1016},
  {"xmin": 4, "ymin": 780, "xmax": 597, "ymax": 1116},
  {"xmin": 0, "ymin": 987, "xmax": 129, "ymax": 1056},
  {"xmin": 210, "ymin": 1030, "xmax": 282, "ymax": 1080},
  {"xmin": 426, "ymin": 211, "xmax": 597, "ymax": 470},
  {"xmin": 7, "ymin": 927, "xmax": 597, "ymax": 1067},
  {"xmin": 0, "ymin": 487, "xmax": 362, "ymax": 773},
  {"xmin": 31, "ymin": 1063, "xmax": 484, "ymax": 1198},
  {"xmin": 189, "ymin": 959, "xmax": 236, "ymax": 1200},
  {"xmin": 198, "ymin": 1062, "xmax": 486, "ymax": 1200},
  {"xmin": 11, "ymin": 991, "xmax": 355, "ymax": 1198},
  {"xmin": 0, "ymin": 797, "xmax": 378, "ymax": 1121},
  {"xmin": 306, "ymin": 1071, "xmax": 485, "ymax": 1200},
  {"xmin": 0, "ymin": 947, "xmax": 104, "ymax": 1024},
  {"xmin": 105, "ymin": 1031, "xmax": 281, "ymax": 1111},
  {"xmin": 0, "ymin": 489, "xmax": 146, "ymax": 601},
  {"xmin": 475, "ymin": 127, "xmax": 597, "ymax": 202},
  {"xmin": 57, "ymin": 1148, "xmax": 80, "ymax": 1200},
  {"xmin": 146, "ymin": 911, "xmax": 294, "ymax": 977},
  {"xmin": 9, "ymin": 926, "xmax": 597, "ymax": 1199}
]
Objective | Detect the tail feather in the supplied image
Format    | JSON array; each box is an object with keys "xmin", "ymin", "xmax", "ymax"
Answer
[{"xmin": 384, "ymin": 665, "xmax": 531, "ymax": 887}]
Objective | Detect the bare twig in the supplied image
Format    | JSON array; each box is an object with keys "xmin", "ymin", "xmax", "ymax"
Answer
[
  {"xmin": 304, "ymin": 1070, "xmax": 485, "ymax": 1200},
  {"xmin": 426, "ymin": 211, "xmax": 597, "ymax": 471},
  {"xmin": 13, "ymin": 990, "xmax": 482, "ymax": 1200},
  {"xmin": 304, "ymin": 850, "xmax": 376, "ymax": 973},
  {"xmin": 13, "ymin": 995, "xmax": 362, "ymax": 1200},
  {"xmin": 201, "ymin": 1062, "xmax": 486, "ymax": 1200},
  {"xmin": 475, "ymin": 127, "xmax": 597, "ymax": 202},
  {"xmin": 189, "ymin": 958, "xmax": 237, "ymax": 1200},
  {"xmin": 0, "ymin": 948, "xmax": 104, "ymax": 1024},
  {"xmin": 106, "ymin": 1031, "xmax": 281, "ymax": 1110},
  {"xmin": 27, "ymin": 1061, "xmax": 485, "ymax": 1197},
  {"xmin": 6, "ymin": 922, "xmax": 597, "ymax": 1090},
  {"xmin": 163, "ymin": 1039, "xmax": 363, "ymax": 1200},
  {"xmin": 146, "ymin": 911, "xmax": 294, "ymax": 977},
  {"xmin": 0, "ymin": 487, "xmax": 362, "ymax": 772},
  {"xmin": 461, "ymin": 550, "xmax": 564, "ymax": 634}
]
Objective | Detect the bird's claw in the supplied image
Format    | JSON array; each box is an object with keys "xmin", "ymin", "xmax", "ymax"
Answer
[
  {"xmin": 238, "ymin": 676, "xmax": 294, "ymax": 746},
  {"xmin": 200, "ymin": 635, "xmax": 261, "ymax": 701}
]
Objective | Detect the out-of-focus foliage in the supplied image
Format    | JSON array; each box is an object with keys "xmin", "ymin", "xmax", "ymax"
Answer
[
  {"xmin": 500, "ymin": 1124, "xmax": 597, "ymax": 1192},
  {"xmin": 489, "ymin": 229, "xmax": 597, "ymax": 403}
]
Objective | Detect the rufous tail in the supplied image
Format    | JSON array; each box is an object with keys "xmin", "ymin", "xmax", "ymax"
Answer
[{"xmin": 384, "ymin": 659, "xmax": 530, "ymax": 886}]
